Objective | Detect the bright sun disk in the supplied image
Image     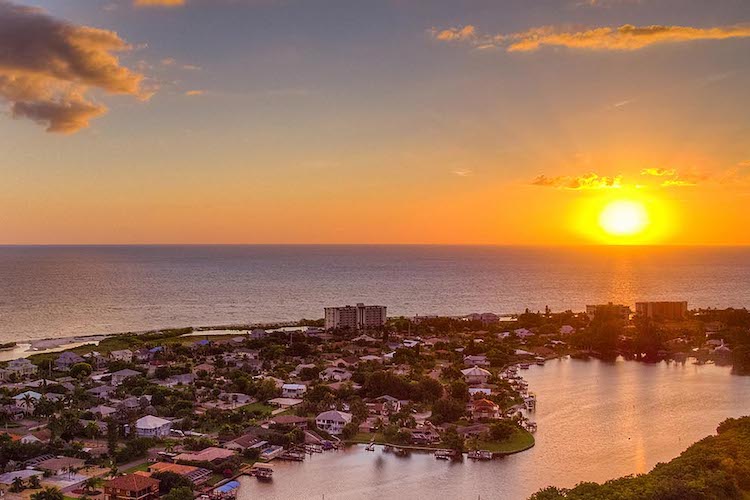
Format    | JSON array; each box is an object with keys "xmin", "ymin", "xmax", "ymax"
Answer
[{"xmin": 598, "ymin": 200, "xmax": 649, "ymax": 237}]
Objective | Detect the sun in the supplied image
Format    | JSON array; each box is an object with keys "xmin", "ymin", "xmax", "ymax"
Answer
[{"xmin": 598, "ymin": 200, "xmax": 650, "ymax": 237}]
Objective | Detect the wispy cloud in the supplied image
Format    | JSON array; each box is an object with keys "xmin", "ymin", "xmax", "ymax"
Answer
[
  {"xmin": 641, "ymin": 167, "xmax": 706, "ymax": 187},
  {"xmin": 431, "ymin": 23, "xmax": 750, "ymax": 53},
  {"xmin": 531, "ymin": 173, "xmax": 623, "ymax": 190},
  {"xmin": 0, "ymin": 0, "xmax": 147, "ymax": 133},
  {"xmin": 184, "ymin": 89, "xmax": 204, "ymax": 96},
  {"xmin": 452, "ymin": 169, "xmax": 473, "ymax": 177}
]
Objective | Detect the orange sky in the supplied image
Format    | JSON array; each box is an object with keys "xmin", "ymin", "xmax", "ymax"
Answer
[{"xmin": 1, "ymin": 0, "xmax": 749, "ymax": 245}]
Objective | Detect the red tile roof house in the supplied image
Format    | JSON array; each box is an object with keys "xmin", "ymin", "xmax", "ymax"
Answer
[
  {"xmin": 471, "ymin": 399, "xmax": 501, "ymax": 421},
  {"xmin": 104, "ymin": 474, "xmax": 160, "ymax": 500}
]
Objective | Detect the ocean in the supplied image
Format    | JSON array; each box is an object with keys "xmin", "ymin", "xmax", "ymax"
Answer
[{"xmin": 1, "ymin": 245, "xmax": 749, "ymax": 342}]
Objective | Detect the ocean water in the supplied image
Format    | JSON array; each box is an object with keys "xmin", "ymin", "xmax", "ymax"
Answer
[{"xmin": 1, "ymin": 245, "xmax": 749, "ymax": 342}]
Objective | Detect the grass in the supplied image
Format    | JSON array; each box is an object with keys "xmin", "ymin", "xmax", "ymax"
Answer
[
  {"xmin": 122, "ymin": 462, "xmax": 150, "ymax": 474},
  {"xmin": 240, "ymin": 402, "xmax": 274, "ymax": 415},
  {"xmin": 475, "ymin": 429, "xmax": 535, "ymax": 454}
]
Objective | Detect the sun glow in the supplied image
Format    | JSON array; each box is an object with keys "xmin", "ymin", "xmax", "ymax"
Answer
[{"xmin": 599, "ymin": 200, "xmax": 650, "ymax": 237}]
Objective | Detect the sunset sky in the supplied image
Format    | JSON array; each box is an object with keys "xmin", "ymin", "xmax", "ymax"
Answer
[{"xmin": 1, "ymin": 0, "xmax": 749, "ymax": 245}]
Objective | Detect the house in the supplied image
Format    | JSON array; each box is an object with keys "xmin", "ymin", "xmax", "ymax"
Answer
[
  {"xmin": 83, "ymin": 352, "xmax": 108, "ymax": 369},
  {"xmin": 192, "ymin": 363, "xmax": 215, "ymax": 375},
  {"xmin": 6, "ymin": 358, "xmax": 38, "ymax": 379},
  {"xmin": 250, "ymin": 329, "xmax": 268, "ymax": 339},
  {"xmin": 367, "ymin": 395, "xmax": 401, "ymax": 416},
  {"xmin": 315, "ymin": 410, "xmax": 353, "ymax": 435},
  {"xmin": 135, "ymin": 415, "xmax": 172, "ymax": 438},
  {"xmin": 111, "ymin": 368, "xmax": 142, "ymax": 386},
  {"xmin": 268, "ymin": 415, "xmax": 309, "ymax": 429},
  {"xmin": 148, "ymin": 462, "xmax": 212, "ymax": 486},
  {"xmin": 409, "ymin": 425, "xmax": 441, "ymax": 444},
  {"xmin": 109, "ymin": 350, "xmax": 133, "ymax": 363},
  {"xmin": 87, "ymin": 385, "xmax": 116, "ymax": 399},
  {"xmin": 461, "ymin": 366, "xmax": 491, "ymax": 385},
  {"xmin": 464, "ymin": 355, "xmax": 490, "ymax": 367},
  {"xmin": 174, "ymin": 447, "xmax": 236, "ymax": 464},
  {"xmin": 89, "ymin": 405, "xmax": 117, "ymax": 420},
  {"xmin": 13, "ymin": 390, "xmax": 42, "ymax": 413},
  {"xmin": 281, "ymin": 383, "xmax": 307, "ymax": 398},
  {"xmin": 471, "ymin": 399, "xmax": 501, "ymax": 420},
  {"xmin": 36, "ymin": 456, "xmax": 86, "ymax": 476},
  {"xmin": 225, "ymin": 433, "xmax": 265, "ymax": 452},
  {"xmin": 559, "ymin": 325, "xmax": 575, "ymax": 335},
  {"xmin": 104, "ymin": 474, "xmax": 160, "ymax": 500},
  {"xmin": 319, "ymin": 367, "xmax": 352, "ymax": 382},
  {"xmin": 514, "ymin": 328, "xmax": 535, "ymax": 339},
  {"xmin": 55, "ymin": 352, "xmax": 85, "ymax": 371}
]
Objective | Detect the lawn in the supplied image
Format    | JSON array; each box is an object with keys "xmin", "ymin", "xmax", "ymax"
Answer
[
  {"xmin": 476, "ymin": 429, "xmax": 535, "ymax": 454},
  {"xmin": 240, "ymin": 402, "xmax": 275, "ymax": 415},
  {"xmin": 123, "ymin": 462, "xmax": 150, "ymax": 474}
]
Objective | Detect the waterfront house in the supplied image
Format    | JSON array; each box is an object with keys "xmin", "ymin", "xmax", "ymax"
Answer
[
  {"xmin": 464, "ymin": 355, "xmax": 490, "ymax": 367},
  {"xmin": 315, "ymin": 410, "xmax": 353, "ymax": 435},
  {"xmin": 134, "ymin": 415, "xmax": 172, "ymax": 438},
  {"xmin": 148, "ymin": 462, "xmax": 212, "ymax": 486},
  {"xmin": 225, "ymin": 433, "xmax": 265, "ymax": 452},
  {"xmin": 174, "ymin": 447, "xmax": 236, "ymax": 464},
  {"xmin": 268, "ymin": 415, "xmax": 309, "ymax": 429},
  {"xmin": 461, "ymin": 366, "xmax": 491, "ymax": 385},
  {"xmin": 282, "ymin": 383, "xmax": 307, "ymax": 398},
  {"xmin": 471, "ymin": 399, "xmax": 501, "ymax": 421},
  {"xmin": 111, "ymin": 368, "xmax": 142, "ymax": 386},
  {"xmin": 55, "ymin": 351, "xmax": 85, "ymax": 371},
  {"xmin": 104, "ymin": 474, "xmax": 160, "ymax": 500}
]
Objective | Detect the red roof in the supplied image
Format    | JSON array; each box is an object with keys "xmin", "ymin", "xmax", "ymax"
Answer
[
  {"xmin": 472, "ymin": 399, "xmax": 499, "ymax": 409},
  {"xmin": 106, "ymin": 474, "xmax": 160, "ymax": 492}
]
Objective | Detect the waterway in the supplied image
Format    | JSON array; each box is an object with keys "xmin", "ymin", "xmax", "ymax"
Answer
[{"xmin": 238, "ymin": 357, "xmax": 750, "ymax": 499}]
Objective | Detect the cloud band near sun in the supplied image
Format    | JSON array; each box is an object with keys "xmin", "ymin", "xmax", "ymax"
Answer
[
  {"xmin": 431, "ymin": 23, "xmax": 750, "ymax": 52},
  {"xmin": 0, "ymin": 0, "xmax": 147, "ymax": 133}
]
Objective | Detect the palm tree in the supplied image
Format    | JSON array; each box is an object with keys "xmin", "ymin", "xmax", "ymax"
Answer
[
  {"xmin": 28, "ymin": 474, "xmax": 42, "ymax": 489},
  {"xmin": 10, "ymin": 476, "xmax": 25, "ymax": 492},
  {"xmin": 22, "ymin": 393, "xmax": 36, "ymax": 413},
  {"xmin": 82, "ymin": 476, "xmax": 103, "ymax": 494},
  {"xmin": 30, "ymin": 486, "xmax": 64, "ymax": 500}
]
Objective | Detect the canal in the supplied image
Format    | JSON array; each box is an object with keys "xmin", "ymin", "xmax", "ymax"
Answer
[{"xmin": 238, "ymin": 357, "xmax": 750, "ymax": 499}]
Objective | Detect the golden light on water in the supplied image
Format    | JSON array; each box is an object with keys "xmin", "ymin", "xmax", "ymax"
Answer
[{"xmin": 599, "ymin": 200, "xmax": 649, "ymax": 237}]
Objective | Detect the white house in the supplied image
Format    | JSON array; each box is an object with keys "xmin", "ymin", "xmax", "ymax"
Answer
[
  {"xmin": 559, "ymin": 325, "xmax": 575, "ymax": 335},
  {"xmin": 134, "ymin": 415, "xmax": 172, "ymax": 438},
  {"xmin": 461, "ymin": 366, "xmax": 491, "ymax": 385},
  {"xmin": 109, "ymin": 349, "xmax": 133, "ymax": 363},
  {"xmin": 315, "ymin": 410, "xmax": 352, "ymax": 435},
  {"xmin": 111, "ymin": 368, "xmax": 142, "ymax": 386},
  {"xmin": 281, "ymin": 383, "xmax": 307, "ymax": 398}
]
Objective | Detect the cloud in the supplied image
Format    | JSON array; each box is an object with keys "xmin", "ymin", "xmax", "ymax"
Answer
[
  {"xmin": 0, "ymin": 0, "xmax": 146, "ymax": 133},
  {"xmin": 184, "ymin": 89, "xmax": 204, "ymax": 96},
  {"xmin": 431, "ymin": 23, "xmax": 750, "ymax": 53},
  {"xmin": 133, "ymin": 0, "xmax": 186, "ymax": 7},
  {"xmin": 720, "ymin": 162, "xmax": 750, "ymax": 185},
  {"xmin": 531, "ymin": 173, "xmax": 622, "ymax": 190},
  {"xmin": 640, "ymin": 167, "xmax": 706, "ymax": 187},
  {"xmin": 452, "ymin": 169, "xmax": 473, "ymax": 177}
]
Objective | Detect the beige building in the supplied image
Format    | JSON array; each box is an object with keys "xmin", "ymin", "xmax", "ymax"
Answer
[
  {"xmin": 635, "ymin": 301, "xmax": 688, "ymax": 320},
  {"xmin": 324, "ymin": 303, "xmax": 386, "ymax": 330}
]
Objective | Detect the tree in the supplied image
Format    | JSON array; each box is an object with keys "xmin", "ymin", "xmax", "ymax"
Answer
[
  {"xmin": 70, "ymin": 362, "xmax": 93, "ymax": 379},
  {"xmin": 30, "ymin": 487, "xmax": 64, "ymax": 500},
  {"xmin": 431, "ymin": 398, "xmax": 466, "ymax": 424},
  {"xmin": 11, "ymin": 477, "xmax": 25, "ymax": 492},
  {"xmin": 107, "ymin": 418, "xmax": 119, "ymax": 457},
  {"xmin": 441, "ymin": 426, "xmax": 464, "ymax": 452},
  {"xmin": 151, "ymin": 471, "xmax": 193, "ymax": 495},
  {"xmin": 489, "ymin": 421, "xmax": 516, "ymax": 442},
  {"xmin": 82, "ymin": 477, "xmax": 102, "ymax": 494},
  {"xmin": 28, "ymin": 474, "xmax": 42, "ymax": 489},
  {"xmin": 163, "ymin": 486, "xmax": 195, "ymax": 500}
]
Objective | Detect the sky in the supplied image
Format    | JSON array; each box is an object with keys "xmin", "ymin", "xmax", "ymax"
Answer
[{"xmin": 1, "ymin": 0, "xmax": 749, "ymax": 245}]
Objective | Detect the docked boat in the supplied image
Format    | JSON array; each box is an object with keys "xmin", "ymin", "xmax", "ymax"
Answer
[
  {"xmin": 434, "ymin": 449, "xmax": 451, "ymax": 460},
  {"xmin": 250, "ymin": 463, "xmax": 274, "ymax": 480},
  {"xmin": 467, "ymin": 450, "xmax": 493, "ymax": 460},
  {"xmin": 519, "ymin": 363, "xmax": 531, "ymax": 370}
]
